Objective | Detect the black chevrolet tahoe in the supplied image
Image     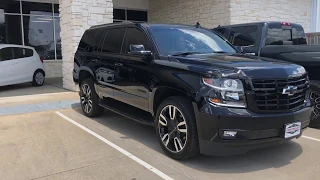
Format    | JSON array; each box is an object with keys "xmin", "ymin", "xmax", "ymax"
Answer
[
  {"xmin": 213, "ymin": 22, "xmax": 320, "ymax": 128},
  {"xmin": 73, "ymin": 22, "xmax": 312, "ymax": 160}
]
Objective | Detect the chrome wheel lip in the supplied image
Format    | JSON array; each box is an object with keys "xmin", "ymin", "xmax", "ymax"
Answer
[
  {"xmin": 35, "ymin": 72, "xmax": 44, "ymax": 85},
  {"xmin": 158, "ymin": 105, "xmax": 188, "ymax": 153},
  {"xmin": 81, "ymin": 83, "xmax": 93, "ymax": 114},
  {"xmin": 310, "ymin": 91, "xmax": 320, "ymax": 119}
]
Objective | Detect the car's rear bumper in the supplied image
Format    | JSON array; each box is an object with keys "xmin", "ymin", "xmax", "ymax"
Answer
[{"xmin": 193, "ymin": 103, "xmax": 312, "ymax": 156}]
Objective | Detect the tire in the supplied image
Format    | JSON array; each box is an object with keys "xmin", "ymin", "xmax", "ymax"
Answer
[
  {"xmin": 32, "ymin": 70, "xmax": 45, "ymax": 86},
  {"xmin": 309, "ymin": 84, "xmax": 320, "ymax": 128},
  {"xmin": 80, "ymin": 78, "xmax": 103, "ymax": 117},
  {"xmin": 155, "ymin": 96, "xmax": 199, "ymax": 160}
]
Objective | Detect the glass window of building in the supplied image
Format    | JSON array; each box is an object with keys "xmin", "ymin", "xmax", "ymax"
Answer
[
  {"xmin": 113, "ymin": 8, "xmax": 148, "ymax": 23},
  {"xmin": 0, "ymin": 0, "xmax": 61, "ymax": 60}
]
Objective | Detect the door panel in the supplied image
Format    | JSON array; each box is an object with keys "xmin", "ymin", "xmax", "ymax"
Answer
[
  {"xmin": 11, "ymin": 48, "xmax": 36, "ymax": 83},
  {"xmin": 0, "ymin": 60, "xmax": 15, "ymax": 86},
  {"xmin": 0, "ymin": 47, "xmax": 17, "ymax": 86},
  {"xmin": 94, "ymin": 28, "xmax": 126, "ymax": 99},
  {"xmin": 113, "ymin": 27, "xmax": 152, "ymax": 111},
  {"xmin": 113, "ymin": 54, "xmax": 150, "ymax": 111}
]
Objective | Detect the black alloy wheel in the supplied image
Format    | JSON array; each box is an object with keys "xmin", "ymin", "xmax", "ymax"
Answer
[
  {"xmin": 156, "ymin": 96, "xmax": 199, "ymax": 160},
  {"xmin": 81, "ymin": 83, "xmax": 93, "ymax": 114},
  {"xmin": 158, "ymin": 105, "xmax": 188, "ymax": 153}
]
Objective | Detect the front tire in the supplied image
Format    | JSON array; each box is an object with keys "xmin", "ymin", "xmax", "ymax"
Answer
[
  {"xmin": 80, "ymin": 78, "xmax": 103, "ymax": 117},
  {"xmin": 309, "ymin": 84, "xmax": 320, "ymax": 128},
  {"xmin": 155, "ymin": 96, "xmax": 199, "ymax": 160}
]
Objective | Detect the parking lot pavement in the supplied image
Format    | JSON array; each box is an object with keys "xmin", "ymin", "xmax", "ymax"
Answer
[
  {"xmin": 0, "ymin": 78, "xmax": 67, "ymax": 98},
  {"xmin": 0, "ymin": 111, "xmax": 162, "ymax": 180},
  {"xmin": 1, "ymin": 90, "xmax": 320, "ymax": 180},
  {"xmin": 56, "ymin": 108, "xmax": 320, "ymax": 180}
]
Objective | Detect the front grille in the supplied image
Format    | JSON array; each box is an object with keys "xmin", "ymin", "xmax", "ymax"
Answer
[{"xmin": 251, "ymin": 74, "xmax": 308, "ymax": 112}]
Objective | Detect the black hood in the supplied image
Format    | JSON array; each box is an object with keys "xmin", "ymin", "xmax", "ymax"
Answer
[{"xmin": 170, "ymin": 53, "xmax": 306, "ymax": 79}]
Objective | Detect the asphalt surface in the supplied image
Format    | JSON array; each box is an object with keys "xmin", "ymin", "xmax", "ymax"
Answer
[{"xmin": 1, "ymin": 81, "xmax": 320, "ymax": 180}]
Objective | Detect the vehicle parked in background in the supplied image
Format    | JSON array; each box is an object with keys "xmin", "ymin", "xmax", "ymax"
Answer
[
  {"xmin": 213, "ymin": 22, "xmax": 320, "ymax": 128},
  {"xmin": 73, "ymin": 22, "xmax": 312, "ymax": 160},
  {"xmin": 0, "ymin": 44, "xmax": 45, "ymax": 87}
]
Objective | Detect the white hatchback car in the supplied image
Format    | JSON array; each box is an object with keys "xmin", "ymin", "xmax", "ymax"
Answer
[{"xmin": 0, "ymin": 44, "xmax": 46, "ymax": 87}]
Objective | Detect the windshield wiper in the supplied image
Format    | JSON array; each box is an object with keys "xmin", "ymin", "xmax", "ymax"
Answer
[{"xmin": 171, "ymin": 51, "xmax": 204, "ymax": 56}]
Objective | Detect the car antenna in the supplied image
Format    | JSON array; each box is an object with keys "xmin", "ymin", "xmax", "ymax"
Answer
[{"xmin": 196, "ymin": 22, "xmax": 201, "ymax": 28}]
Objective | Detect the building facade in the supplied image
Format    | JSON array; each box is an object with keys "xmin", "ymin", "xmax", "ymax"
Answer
[{"xmin": 0, "ymin": 0, "xmax": 319, "ymax": 90}]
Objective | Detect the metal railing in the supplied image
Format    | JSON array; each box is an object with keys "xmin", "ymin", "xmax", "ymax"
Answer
[{"xmin": 306, "ymin": 33, "xmax": 320, "ymax": 44}]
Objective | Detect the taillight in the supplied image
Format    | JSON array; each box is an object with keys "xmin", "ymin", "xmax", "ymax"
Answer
[
  {"xmin": 281, "ymin": 22, "xmax": 292, "ymax": 26},
  {"xmin": 40, "ymin": 57, "xmax": 44, "ymax": 63}
]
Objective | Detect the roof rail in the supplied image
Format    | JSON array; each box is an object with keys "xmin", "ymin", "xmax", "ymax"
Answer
[{"xmin": 90, "ymin": 21, "xmax": 135, "ymax": 29}]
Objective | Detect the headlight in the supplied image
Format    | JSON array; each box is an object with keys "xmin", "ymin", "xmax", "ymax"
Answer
[{"xmin": 203, "ymin": 77, "xmax": 246, "ymax": 108}]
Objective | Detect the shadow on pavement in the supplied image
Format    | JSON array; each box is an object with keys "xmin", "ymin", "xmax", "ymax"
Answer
[
  {"xmin": 71, "ymin": 104, "xmax": 303, "ymax": 174},
  {"xmin": 0, "ymin": 77, "xmax": 68, "ymax": 98}
]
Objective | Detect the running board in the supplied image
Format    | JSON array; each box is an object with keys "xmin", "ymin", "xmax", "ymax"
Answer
[{"xmin": 99, "ymin": 98, "xmax": 154, "ymax": 126}]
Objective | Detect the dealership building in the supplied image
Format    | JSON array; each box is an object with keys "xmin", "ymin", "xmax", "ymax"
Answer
[{"xmin": 0, "ymin": 0, "xmax": 319, "ymax": 90}]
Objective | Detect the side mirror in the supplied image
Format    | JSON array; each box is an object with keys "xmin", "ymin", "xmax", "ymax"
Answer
[
  {"xmin": 129, "ymin": 44, "xmax": 153, "ymax": 61},
  {"xmin": 234, "ymin": 46, "xmax": 243, "ymax": 53}
]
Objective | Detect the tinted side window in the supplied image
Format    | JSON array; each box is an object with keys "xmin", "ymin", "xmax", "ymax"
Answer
[
  {"xmin": 78, "ymin": 29, "xmax": 97, "ymax": 52},
  {"xmin": 102, "ymin": 28, "xmax": 126, "ymax": 53},
  {"xmin": 13, "ymin": 47, "xmax": 33, "ymax": 59},
  {"xmin": 123, "ymin": 28, "xmax": 150, "ymax": 53},
  {"xmin": 230, "ymin": 26, "xmax": 257, "ymax": 46},
  {"xmin": 94, "ymin": 29, "xmax": 106, "ymax": 52},
  {"xmin": 0, "ymin": 47, "xmax": 14, "ymax": 61}
]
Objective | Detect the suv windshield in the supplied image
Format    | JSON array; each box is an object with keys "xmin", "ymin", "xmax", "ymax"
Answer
[
  {"xmin": 266, "ymin": 24, "xmax": 307, "ymax": 45},
  {"xmin": 149, "ymin": 26, "xmax": 236, "ymax": 56}
]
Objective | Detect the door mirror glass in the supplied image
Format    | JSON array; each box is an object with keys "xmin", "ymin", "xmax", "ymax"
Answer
[
  {"xmin": 130, "ymin": 44, "xmax": 144, "ymax": 52},
  {"xmin": 129, "ymin": 44, "xmax": 152, "ymax": 55},
  {"xmin": 129, "ymin": 44, "xmax": 153, "ymax": 62}
]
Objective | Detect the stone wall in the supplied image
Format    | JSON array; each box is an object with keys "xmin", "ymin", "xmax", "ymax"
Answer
[
  {"xmin": 149, "ymin": 0, "xmax": 312, "ymax": 32},
  {"xmin": 43, "ymin": 61, "xmax": 62, "ymax": 78},
  {"xmin": 149, "ymin": 0, "xmax": 231, "ymax": 28},
  {"xmin": 230, "ymin": 0, "xmax": 312, "ymax": 32},
  {"xmin": 59, "ymin": 0, "xmax": 113, "ymax": 91}
]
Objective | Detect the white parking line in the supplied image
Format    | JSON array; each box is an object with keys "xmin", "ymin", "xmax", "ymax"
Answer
[
  {"xmin": 55, "ymin": 111, "xmax": 173, "ymax": 180},
  {"xmin": 302, "ymin": 135, "xmax": 320, "ymax": 142}
]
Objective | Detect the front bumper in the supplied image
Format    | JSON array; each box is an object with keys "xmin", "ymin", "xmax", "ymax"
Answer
[{"xmin": 194, "ymin": 103, "xmax": 312, "ymax": 156}]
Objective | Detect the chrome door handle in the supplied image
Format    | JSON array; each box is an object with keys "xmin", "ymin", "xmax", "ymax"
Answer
[
  {"xmin": 115, "ymin": 62, "xmax": 123, "ymax": 67},
  {"xmin": 92, "ymin": 59, "xmax": 99, "ymax": 62}
]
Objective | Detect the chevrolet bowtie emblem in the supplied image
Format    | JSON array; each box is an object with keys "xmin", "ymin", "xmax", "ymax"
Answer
[{"xmin": 282, "ymin": 85, "xmax": 298, "ymax": 96}]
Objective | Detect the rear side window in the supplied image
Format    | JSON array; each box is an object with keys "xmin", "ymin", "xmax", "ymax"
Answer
[
  {"xmin": 266, "ymin": 24, "xmax": 307, "ymax": 45},
  {"xmin": 229, "ymin": 26, "xmax": 258, "ymax": 46},
  {"xmin": 122, "ymin": 28, "xmax": 150, "ymax": 54},
  {"xmin": 94, "ymin": 29, "xmax": 106, "ymax": 52},
  {"xmin": 78, "ymin": 29, "xmax": 97, "ymax": 52},
  {"xmin": 214, "ymin": 28, "xmax": 229, "ymax": 39},
  {"xmin": 0, "ymin": 47, "xmax": 14, "ymax": 61},
  {"xmin": 101, "ymin": 28, "xmax": 126, "ymax": 53},
  {"xmin": 13, "ymin": 47, "xmax": 33, "ymax": 59}
]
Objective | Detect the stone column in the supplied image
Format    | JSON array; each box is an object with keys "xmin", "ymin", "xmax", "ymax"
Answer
[{"xmin": 59, "ymin": 0, "xmax": 113, "ymax": 91}]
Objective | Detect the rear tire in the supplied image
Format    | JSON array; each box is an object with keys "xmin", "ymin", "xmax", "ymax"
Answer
[
  {"xmin": 309, "ymin": 84, "xmax": 320, "ymax": 128},
  {"xmin": 80, "ymin": 78, "xmax": 103, "ymax": 117},
  {"xmin": 155, "ymin": 96, "xmax": 199, "ymax": 160},
  {"xmin": 32, "ymin": 70, "xmax": 45, "ymax": 86}
]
